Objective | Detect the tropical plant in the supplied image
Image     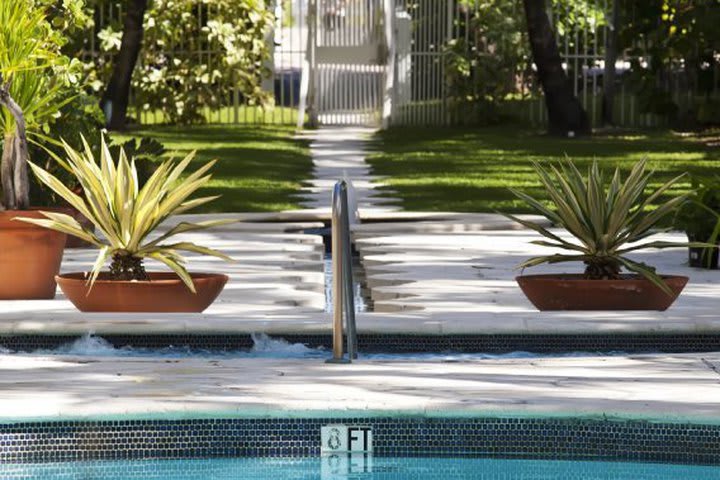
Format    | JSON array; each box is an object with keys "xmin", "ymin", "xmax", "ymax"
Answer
[
  {"xmin": 29, "ymin": 100, "xmax": 163, "ymax": 207},
  {"xmin": 16, "ymin": 135, "xmax": 235, "ymax": 292},
  {"xmin": 674, "ymin": 175, "xmax": 720, "ymax": 266},
  {"xmin": 505, "ymin": 158, "xmax": 701, "ymax": 295},
  {"xmin": 0, "ymin": 0, "xmax": 84, "ymax": 210}
]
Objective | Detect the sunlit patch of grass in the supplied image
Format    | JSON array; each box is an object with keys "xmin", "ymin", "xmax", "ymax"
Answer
[
  {"xmin": 368, "ymin": 127, "xmax": 720, "ymax": 213},
  {"xmin": 114, "ymin": 125, "xmax": 312, "ymax": 212}
]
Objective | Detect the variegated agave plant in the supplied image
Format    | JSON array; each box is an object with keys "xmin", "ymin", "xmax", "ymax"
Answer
[
  {"xmin": 16, "ymin": 135, "xmax": 234, "ymax": 292},
  {"xmin": 506, "ymin": 158, "xmax": 703, "ymax": 295}
]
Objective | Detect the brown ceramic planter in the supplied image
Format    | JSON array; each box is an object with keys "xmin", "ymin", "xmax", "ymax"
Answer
[
  {"xmin": 56, "ymin": 272, "xmax": 228, "ymax": 312},
  {"xmin": 516, "ymin": 274, "xmax": 689, "ymax": 311},
  {"xmin": 0, "ymin": 210, "xmax": 66, "ymax": 299}
]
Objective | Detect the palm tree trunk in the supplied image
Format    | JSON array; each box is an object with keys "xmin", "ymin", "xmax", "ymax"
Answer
[
  {"xmin": 100, "ymin": 0, "xmax": 148, "ymax": 131},
  {"xmin": 0, "ymin": 78, "xmax": 30, "ymax": 210},
  {"xmin": 601, "ymin": 0, "xmax": 620, "ymax": 126},
  {"xmin": 522, "ymin": 0, "xmax": 590, "ymax": 136},
  {"xmin": 1, "ymin": 134, "xmax": 16, "ymax": 209}
]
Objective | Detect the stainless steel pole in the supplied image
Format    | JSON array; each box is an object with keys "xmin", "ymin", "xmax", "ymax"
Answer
[
  {"xmin": 340, "ymin": 182, "xmax": 357, "ymax": 359},
  {"xmin": 329, "ymin": 181, "xmax": 346, "ymax": 362}
]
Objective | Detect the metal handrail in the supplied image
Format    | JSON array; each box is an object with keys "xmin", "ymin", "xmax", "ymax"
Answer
[{"xmin": 327, "ymin": 180, "xmax": 358, "ymax": 363}]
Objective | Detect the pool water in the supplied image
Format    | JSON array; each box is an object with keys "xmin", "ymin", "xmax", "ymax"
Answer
[
  {"xmin": 324, "ymin": 254, "xmax": 370, "ymax": 313},
  {"xmin": 1, "ymin": 333, "xmax": 629, "ymax": 361},
  {"xmin": 1, "ymin": 456, "xmax": 717, "ymax": 479}
]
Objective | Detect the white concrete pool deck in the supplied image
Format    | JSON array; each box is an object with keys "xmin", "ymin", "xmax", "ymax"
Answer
[
  {"xmin": 2, "ymin": 352, "xmax": 719, "ymax": 424},
  {"xmin": 297, "ymin": 126, "xmax": 399, "ymax": 210},
  {"xmin": 3, "ymin": 211, "xmax": 720, "ymax": 424},
  {"xmin": 2, "ymin": 211, "xmax": 720, "ymax": 336}
]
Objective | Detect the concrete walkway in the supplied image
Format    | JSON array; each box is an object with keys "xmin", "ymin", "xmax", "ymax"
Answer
[
  {"xmin": 3, "ymin": 213, "xmax": 720, "ymax": 336},
  {"xmin": 1, "ymin": 352, "xmax": 719, "ymax": 424},
  {"xmin": 297, "ymin": 126, "xmax": 399, "ymax": 210},
  {"xmin": 2, "ymin": 212, "xmax": 720, "ymax": 427}
]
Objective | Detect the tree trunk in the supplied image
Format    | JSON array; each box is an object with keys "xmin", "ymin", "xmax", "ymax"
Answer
[
  {"xmin": 522, "ymin": 0, "xmax": 590, "ymax": 136},
  {"xmin": 0, "ymin": 78, "xmax": 30, "ymax": 210},
  {"xmin": 601, "ymin": 0, "xmax": 620, "ymax": 126},
  {"xmin": 100, "ymin": 0, "xmax": 148, "ymax": 131},
  {"xmin": 1, "ymin": 134, "xmax": 15, "ymax": 209}
]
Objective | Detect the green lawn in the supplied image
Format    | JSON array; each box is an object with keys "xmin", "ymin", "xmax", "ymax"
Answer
[
  {"xmin": 367, "ymin": 127, "xmax": 720, "ymax": 213},
  {"xmin": 116, "ymin": 125, "xmax": 312, "ymax": 212}
]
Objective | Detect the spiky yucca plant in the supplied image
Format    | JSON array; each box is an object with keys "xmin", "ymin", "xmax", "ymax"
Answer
[
  {"xmin": 506, "ymin": 158, "xmax": 702, "ymax": 295},
  {"xmin": 16, "ymin": 135, "xmax": 234, "ymax": 292}
]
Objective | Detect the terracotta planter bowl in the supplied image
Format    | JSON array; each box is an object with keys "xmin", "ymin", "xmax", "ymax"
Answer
[
  {"xmin": 56, "ymin": 272, "xmax": 229, "ymax": 312},
  {"xmin": 0, "ymin": 210, "xmax": 66, "ymax": 299},
  {"xmin": 516, "ymin": 274, "xmax": 689, "ymax": 311}
]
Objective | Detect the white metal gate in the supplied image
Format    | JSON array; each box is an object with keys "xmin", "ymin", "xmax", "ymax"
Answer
[{"xmin": 301, "ymin": 0, "xmax": 390, "ymax": 126}]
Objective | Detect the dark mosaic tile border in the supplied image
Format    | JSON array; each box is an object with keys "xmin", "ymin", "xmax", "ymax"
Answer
[
  {"xmin": 2, "ymin": 456, "xmax": 712, "ymax": 480},
  {"xmin": 1, "ymin": 417, "xmax": 719, "ymax": 465},
  {"xmin": 3, "ymin": 333, "xmax": 720, "ymax": 353}
]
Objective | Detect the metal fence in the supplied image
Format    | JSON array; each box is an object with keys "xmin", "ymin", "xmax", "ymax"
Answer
[
  {"xmin": 308, "ymin": 0, "xmax": 388, "ymax": 125},
  {"xmin": 391, "ymin": 0, "xmax": 720, "ymax": 128},
  {"xmin": 87, "ymin": 0, "xmax": 719, "ymax": 128},
  {"xmin": 87, "ymin": 0, "xmax": 308, "ymax": 125}
]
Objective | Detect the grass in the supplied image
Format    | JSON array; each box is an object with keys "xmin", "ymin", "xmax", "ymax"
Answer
[
  {"xmin": 366, "ymin": 127, "xmax": 720, "ymax": 213},
  {"xmin": 115, "ymin": 125, "xmax": 312, "ymax": 212}
]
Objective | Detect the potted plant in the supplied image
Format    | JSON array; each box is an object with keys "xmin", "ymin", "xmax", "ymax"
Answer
[
  {"xmin": 0, "ymin": 2, "xmax": 73, "ymax": 299},
  {"xmin": 36, "ymin": 132, "xmax": 164, "ymax": 249},
  {"xmin": 16, "ymin": 135, "xmax": 235, "ymax": 312},
  {"xmin": 505, "ymin": 158, "xmax": 704, "ymax": 311},
  {"xmin": 673, "ymin": 175, "xmax": 720, "ymax": 269}
]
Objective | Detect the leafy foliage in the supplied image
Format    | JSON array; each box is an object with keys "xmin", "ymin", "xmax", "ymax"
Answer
[
  {"xmin": 29, "ymin": 96, "xmax": 163, "ymax": 207},
  {"xmin": 621, "ymin": 0, "xmax": 720, "ymax": 121},
  {"xmin": 674, "ymin": 175, "xmax": 720, "ymax": 241},
  {"xmin": 0, "ymin": 0, "xmax": 80, "ymax": 138},
  {"xmin": 17, "ymin": 135, "xmax": 235, "ymax": 292},
  {"xmin": 0, "ymin": 0, "xmax": 100, "ymax": 210},
  {"xmin": 444, "ymin": 0, "xmax": 605, "ymax": 124},
  {"xmin": 95, "ymin": 0, "xmax": 274, "ymax": 124},
  {"xmin": 444, "ymin": 1, "xmax": 530, "ymax": 124},
  {"xmin": 505, "ymin": 158, "xmax": 698, "ymax": 295}
]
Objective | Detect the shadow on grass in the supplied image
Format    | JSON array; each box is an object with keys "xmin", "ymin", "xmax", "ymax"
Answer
[
  {"xmin": 368, "ymin": 126, "xmax": 720, "ymax": 213},
  {"xmin": 117, "ymin": 125, "xmax": 313, "ymax": 212}
]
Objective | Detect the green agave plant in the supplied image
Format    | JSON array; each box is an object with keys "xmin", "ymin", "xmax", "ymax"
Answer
[
  {"xmin": 16, "ymin": 135, "xmax": 234, "ymax": 292},
  {"xmin": 506, "ymin": 158, "xmax": 704, "ymax": 296}
]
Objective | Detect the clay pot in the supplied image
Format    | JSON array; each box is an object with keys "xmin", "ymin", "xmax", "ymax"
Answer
[
  {"xmin": 56, "ymin": 272, "xmax": 229, "ymax": 312},
  {"xmin": 516, "ymin": 274, "xmax": 689, "ymax": 311},
  {"xmin": 0, "ymin": 210, "xmax": 66, "ymax": 299}
]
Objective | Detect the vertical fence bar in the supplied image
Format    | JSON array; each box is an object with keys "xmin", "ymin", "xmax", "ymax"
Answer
[{"xmin": 88, "ymin": 0, "xmax": 702, "ymax": 128}]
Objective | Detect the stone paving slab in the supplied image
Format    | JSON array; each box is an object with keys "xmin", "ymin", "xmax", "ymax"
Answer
[
  {"xmin": 1, "ymin": 352, "xmax": 718, "ymax": 424},
  {"xmin": 0, "ymin": 225, "xmax": 328, "ymax": 336},
  {"xmin": 3, "ymin": 213, "xmax": 720, "ymax": 427},
  {"xmin": 355, "ymin": 229, "xmax": 720, "ymax": 325},
  {"xmin": 3, "ymin": 214, "xmax": 720, "ymax": 336},
  {"xmin": 298, "ymin": 126, "xmax": 400, "ymax": 210}
]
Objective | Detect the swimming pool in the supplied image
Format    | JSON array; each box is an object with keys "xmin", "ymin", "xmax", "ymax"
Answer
[
  {"xmin": 2, "ymin": 456, "xmax": 718, "ymax": 479},
  {"xmin": 3, "ymin": 332, "xmax": 631, "ymax": 361}
]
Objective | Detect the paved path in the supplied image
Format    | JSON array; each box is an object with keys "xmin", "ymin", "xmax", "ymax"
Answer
[
  {"xmin": 1, "ymin": 352, "xmax": 719, "ymax": 423},
  {"xmin": 353, "ymin": 225, "xmax": 720, "ymax": 318},
  {"xmin": 3, "ymin": 212, "xmax": 720, "ymax": 426},
  {"xmin": 3, "ymin": 213, "xmax": 720, "ymax": 336},
  {"xmin": 297, "ymin": 126, "xmax": 399, "ymax": 210}
]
